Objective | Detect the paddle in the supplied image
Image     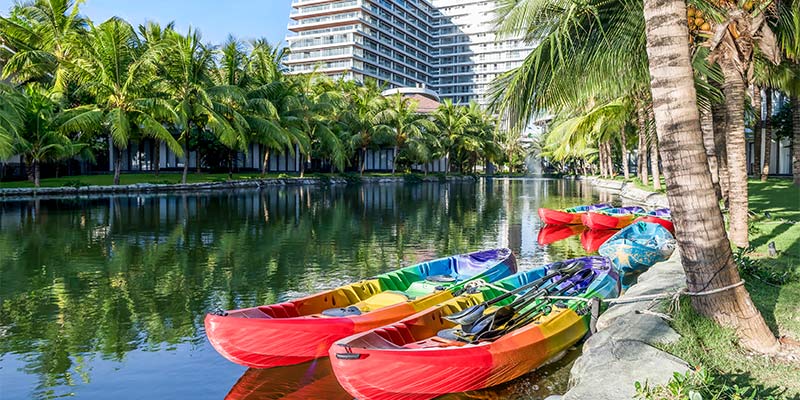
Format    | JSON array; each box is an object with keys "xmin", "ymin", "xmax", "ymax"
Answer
[
  {"xmin": 462, "ymin": 266, "xmax": 590, "ymax": 335},
  {"xmin": 445, "ymin": 260, "xmax": 584, "ymax": 326},
  {"xmin": 471, "ymin": 270, "xmax": 594, "ymax": 342}
]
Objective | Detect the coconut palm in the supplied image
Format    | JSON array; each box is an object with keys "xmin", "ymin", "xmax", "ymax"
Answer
[
  {"xmin": 340, "ymin": 80, "xmax": 390, "ymax": 175},
  {"xmin": 58, "ymin": 17, "xmax": 181, "ymax": 185},
  {"xmin": 431, "ymin": 99, "xmax": 471, "ymax": 174},
  {"xmin": 374, "ymin": 94, "xmax": 438, "ymax": 175},
  {"xmin": 0, "ymin": 0, "xmax": 87, "ymax": 96},
  {"xmin": 642, "ymin": 0, "xmax": 778, "ymax": 353},
  {"xmin": 158, "ymin": 28, "xmax": 233, "ymax": 183},
  {"xmin": 292, "ymin": 73, "xmax": 346, "ymax": 174},
  {"xmin": 0, "ymin": 83, "xmax": 24, "ymax": 158}
]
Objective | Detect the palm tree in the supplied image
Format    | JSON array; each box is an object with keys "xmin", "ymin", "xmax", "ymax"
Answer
[
  {"xmin": 772, "ymin": 0, "xmax": 800, "ymax": 185},
  {"xmin": 0, "ymin": 0, "xmax": 87, "ymax": 95},
  {"xmin": 340, "ymin": 80, "xmax": 389, "ymax": 175},
  {"xmin": 0, "ymin": 83, "xmax": 23, "ymax": 158},
  {"xmin": 138, "ymin": 20, "xmax": 176, "ymax": 177},
  {"xmin": 642, "ymin": 0, "xmax": 778, "ymax": 353},
  {"xmin": 374, "ymin": 94, "xmax": 438, "ymax": 175},
  {"xmin": 14, "ymin": 84, "xmax": 87, "ymax": 186},
  {"xmin": 159, "ymin": 28, "xmax": 232, "ymax": 183},
  {"xmin": 293, "ymin": 73, "xmax": 345, "ymax": 174},
  {"xmin": 59, "ymin": 17, "xmax": 181, "ymax": 185},
  {"xmin": 431, "ymin": 100, "xmax": 470, "ymax": 174}
]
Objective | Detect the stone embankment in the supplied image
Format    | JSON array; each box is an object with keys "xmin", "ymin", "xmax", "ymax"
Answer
[
  {"xmin": 561, "ymin": 250, "xmax": 689, "ymax": 399},
  {"xmin": 0, "ymin": 175, "xmax": 477, "ymax": 199},
  {"xmin": 583, "ymin": 176, "xmax": 669, "ymax": 208},
  {"xmin": 552, "ymin": 177, "xmax": 688, "ymax": 399}
]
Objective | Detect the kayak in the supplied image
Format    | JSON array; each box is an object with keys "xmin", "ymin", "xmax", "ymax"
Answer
[
  {"xmin": 599, "ymin": 221, "xmax": 676, "ymax": 273},
  {"xmin": 537, "ymin": 224, "xmax": 585, "ymax": 245},
  {"xmin": 581, "ymin": 206, "xmax": 646, "ymax": 230},
  {"xmin": 634, "ymin": 208, "xmax": 674, "ymax": 233},
  {"xmin": 580, "ymin": 229, "xmax": 618, "ymax": 252},
  {"xmin": 537, "ymin": 203, "xmax": 612, "ymax": 225},
  {"xmin": 224, "ymin": 361, "xmax": 351, "ymax": 400},
  {"xmin": 205, "ymin": 248, "xmax": 517, "ymax": 368},
  {"xmin": 329, "ymin": 256, "xmax": 620, "ymax": 400}
]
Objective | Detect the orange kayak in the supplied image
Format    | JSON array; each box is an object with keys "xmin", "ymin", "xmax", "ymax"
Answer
[{"xmin": 537, "ymin": 203, "xmax": 612, "ymax": 225}]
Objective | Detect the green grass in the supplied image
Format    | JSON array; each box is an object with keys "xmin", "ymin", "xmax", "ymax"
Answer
[
  {"xmin": 596, "ymin": 174, "xmax": 668, "ymax": 193},
  {"xmin": 747, "ymin": 179, "xmax": 800, "ymax": 265},
  {"xmin": 662, "ymin": 298, "xmax": 800, "ymax": 399}
]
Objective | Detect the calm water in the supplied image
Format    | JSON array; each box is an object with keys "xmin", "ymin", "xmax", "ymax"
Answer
[{"xmin": 0, "ymin": 178, "xmax": 617, "ymax": 400}]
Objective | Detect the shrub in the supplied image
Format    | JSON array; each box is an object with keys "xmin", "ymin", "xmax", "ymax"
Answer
[{"xmin": 635, "ymin": 368, "xmax": 776, "ymax": 400}]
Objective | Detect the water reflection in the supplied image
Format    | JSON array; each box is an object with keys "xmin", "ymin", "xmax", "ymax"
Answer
[{"xmin": 0, "ymin": 178, "xmax": 608, "ymax": 399}]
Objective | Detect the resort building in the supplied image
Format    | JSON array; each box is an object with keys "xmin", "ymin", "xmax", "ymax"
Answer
[{"xmin": 284, "ymin": 0, "xmax": 535, "ymax": 106}]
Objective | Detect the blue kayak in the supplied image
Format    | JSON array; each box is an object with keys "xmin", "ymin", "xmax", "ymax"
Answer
[{"xmin": 598, "ymin": 221, "xmax": 676, "ymax": 273}]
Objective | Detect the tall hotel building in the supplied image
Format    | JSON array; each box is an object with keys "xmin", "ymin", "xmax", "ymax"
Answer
[{"xmin": 284, "ymin": 0, "xmax": 534, "ymax": 106}]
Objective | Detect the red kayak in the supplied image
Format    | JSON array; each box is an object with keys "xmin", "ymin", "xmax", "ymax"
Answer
[
  {"xmin": 205, "ymin": 249, "xmax": 516, "ymax": 368},
  {"xmin": 537, "ymin": 203, "xmax": 611, "ymax": 225},
  {"xmin": 634, "ymin": 216, "xmax": 674, "ymax": 234},
  {"xmin": 537, "ymin": 225, "xmax": 585, "ymax": 245},
  {"xmin": 581, "ymin": 206, "xmax": 645, "ymax": 230},
  {"xmin": 580, "ymin": 229, "xmax": 618, "ymax": 252}
]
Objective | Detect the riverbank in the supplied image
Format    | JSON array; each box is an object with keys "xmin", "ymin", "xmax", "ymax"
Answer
[
  {"xmin": 0, "ymin": 172, "xmax": 479, "ymax": 198},
  {"xmin": 578, "ymin": 176, "xmax": 800, "ymax": 398},
  {"xmin": 581, "ymin": 176, "xmax": 668, "ymax": 208}
]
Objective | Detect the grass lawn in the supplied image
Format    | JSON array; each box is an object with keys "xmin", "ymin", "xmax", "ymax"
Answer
[
  {"xmin": 0, "ymin": 172, "xmax": 293, "ymax": 188},
  {"xmin": 660, "ymin": 178, "xmax": 800, "ymax": 398}
]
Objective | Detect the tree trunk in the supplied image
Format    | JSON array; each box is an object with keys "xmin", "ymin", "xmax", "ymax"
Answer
[
  {"xmin": 711, "ymin": 87, "xmax": 730, "ymax": 202},
  {"xmin": 637, "ymin": 105, "xmax": 649, "ymax": 185},
  {"xmin": 360, "ymin": 146, "xmax": 367, "ymax": 175},
  {"xmin": 261, "ymin": 147, "xmax": 276, "ymax": 178},
  {"xmin": 793, "ymin": 95, "xmax": 800, "ymax": 186},
  {"xmin": 113, "ymin": 146, "xmax": 122, "ymax": 186},
  {"xmin": 181, "ymin": 136, "xmax": 189, "ymax": 184},
  {"xmin": 761, "ymin": 88, "xmax": 772, "ymax": 181},
  {"xmin": 392, "ymin": 145, "xmax": 398, "ymax": 175},
  {"xmin": 605, "ymin": 141, "xmax": 614, "ymax": 177},
  {"xmin": 700, "ymin": 107, "xmax": 721, "ymax": 197},
  {"xmin": 33, "ymin": 160, "xmax": 40, "ymax": 188},
  {"xmin": 25, "ymin": 156, "xmax": 34, "ymax": 183},
  {"xmin": 648, "ymin": 106, "xmax": 662, "ymax": 190},
  {"xmin": 752, "ymin": 85, "xmax": 762, "ymax": 176},
  {"xmin": 720, "ymin": 61, "xmax": 749, "ymax": 248},
  {"xmin": 154, "ymin": 139, "xmax": 161, "ymax": 177},
  {"xmin": 643, "ymin": 0, "xmax": 778, "ymax": 353},
  {"xmin": 620, "ymin": 129, "xmax": 630, "ymax": 179},
  {"xmin": 598, "ymin": 143, "xmax": 606, "ymax": 177},
  {"xmin": 228, "ymin": 151, "xmax": 234, "ymax": 180}
]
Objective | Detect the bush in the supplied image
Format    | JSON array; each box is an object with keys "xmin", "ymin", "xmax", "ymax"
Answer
[
  {"xmin": 403, "ymin": 173, "xmax": 424, "ymax": 184},
  {"xmin": 734, "ymin": 247, "xmax": 798, "ymax": 285},
  {"xmin": 340, "ymin": 172, "xmax": 362, "ymax": 184},
  {"xmin": 277, "ymin": 173, "xmax": 291, "ymax": 179},
  {"xmin": 60, "ymin": 179, "xmax": 86, "ymax": 188}
]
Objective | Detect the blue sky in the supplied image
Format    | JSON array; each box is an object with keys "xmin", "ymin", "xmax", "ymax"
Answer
[{"xmin": 0, "ymin": 0, "xmax": 293, "ymax": 46}]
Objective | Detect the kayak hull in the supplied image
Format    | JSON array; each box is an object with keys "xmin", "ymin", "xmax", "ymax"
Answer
[
  {"xmin": 538, "ymin": 208, "xmax": 584, "ymax": 225},
  {"xmin": 634, "ymin": 215, "xmax": 674, "ymax": 234},
  {"xmin": 331, "ymin": 309, "xmax": 589, "ymax": 400},
  {"xmin": 599, "ymin": 222, "xmax": 676, "ymax": 273},
  {"xmin": 330, "ymin": 257, "xmax": 620, "ymax": 400},
  {"xmin": 205, "ymin": 249, "xmax": 517, "ymax": 368},
  {"xmin": 581, "ymin": 212, "xmax": 636, "ymax": 230}
]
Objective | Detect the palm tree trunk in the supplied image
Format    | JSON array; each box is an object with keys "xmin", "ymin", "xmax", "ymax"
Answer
[
  {"xmin": 720, "ymin": 61, "xmax": 749, "ymax": 248},
  {"xmin": 33, "ymin": 160, "xmax": 40, "ymax": 188},
  {"xmin": 793, "ymin": 95, "xmax": 800, "ymax": 186},
  {"xmin": 361, "ymin": 146, "xmax": 367, "ymax": 175},
  {"xmin": 648, "ymin": 106, "xmax": 662, "ymax": 190},
  {"xmin": 228, "ymin": 151, "xmax": 234, "ymax": 180},
  {"xmin": 700, "ymin": 108, "xmax": 721, "ymax": 197},
  {"xmin": 620, "ymin": 129, "xmax": 630, "ymax": 179},
  {"xmin": 752, "ymin": 85, "xmax": 762, "ymax": 176},
  {"xmin": 113, "ymin": 146, "xmax": 122, "ymax": 186},
  {"xmin": 181, "ymin": 135, "xmax": 189, "ymax": 184},
  {"xmin": 637, "ymin": 106, "xmax": 649, "ymax": 185},
  {"xmin": 643, "ymin": 0, "xmax": 778, "ymax": 353},
  {"xmin": 261, "ymin": 148, "xmax": 270, "ymax": 177},
  {"xmin": 607, "ymin": 141, "xmax": 614, "ymax": 177},
  {"xmin": 154, "ymin": 139, "xmax": 161, "ymax": 177},
  {"xmin": 711, "ymin": 89, "xmax": 730, "ymax": 202},
  {"xmin": 760, "ymin": 88, "xmax": 772, "ymax": 181},
  {"xmin": 392, "ymin": 145, "xmax": 398, "ymax": 175},
  {"xmin": 24, "ymin": 157, "xmax": 34, "ymax": 183}
]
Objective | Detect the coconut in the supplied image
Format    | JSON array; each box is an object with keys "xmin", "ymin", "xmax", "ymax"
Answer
[
  {"xmin": 687, "ymin": 7, "xmax": 696, "ymax": 17},
  {"xmin": 701, "ymin": 22, "xmax": 711, "ymax": 31},
  {"xmin": 695, "ymin": 17, "xmax": 705, "ymax": 26}
]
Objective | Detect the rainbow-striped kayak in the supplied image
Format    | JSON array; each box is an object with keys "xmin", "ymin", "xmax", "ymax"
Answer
[
  {"xmin": 634, "ymin": 208, "xmax": 674, "ymax": 233},
  {"xmin": 581, "ymin": 206, "xmax": 646, "ymax": 230},
  {"xmin": 538, "ymin": 203, "xmax": 612, "ymax": 225},
  {"xmin": 205, "ymin": 248, "xmax": 517, "ymax": 368},
  {"xmin": 599, "ymin": 221, "xmax": 676, "ymax": 273},
  {"xmin": 329, "ymin": 256, "xmax": 620, "ymax": 400}
]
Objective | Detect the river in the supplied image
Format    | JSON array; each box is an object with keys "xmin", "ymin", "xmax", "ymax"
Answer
[{"xmin": 0, "ymin": 178, "xmax": 617, "ymax": 399}]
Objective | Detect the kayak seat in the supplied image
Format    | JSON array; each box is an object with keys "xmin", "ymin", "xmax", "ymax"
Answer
[
  {"xmin": 374, "ymin": 323, "xmax": 415, "ymax": 346},
  {"xmin": 352, "ymin": 291, "xmax": 409, "ymax": 312},
  {"xmin": 321, "ymin": 306, "xmax": 362, "ymax": 317},
  {"xmin": 426, "ymin": 274, "xmax": 456, "ymax": 283}
]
